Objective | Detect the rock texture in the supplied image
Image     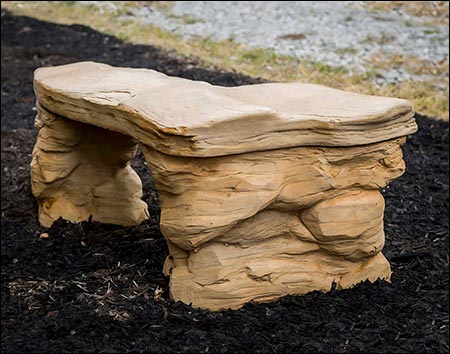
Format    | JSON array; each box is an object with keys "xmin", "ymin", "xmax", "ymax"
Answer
[
  {"xmin": 141, "ymin": 138, "xmax": 404, "ymax": 310},
  {"xmin": 32, "ymin": 62, "xmax": 417, "ymax": 310},
  {"xmin": 31, "ymin": 103, "xmax": 149, "ymax": 228},
  {"xmin": 33, "ymin": 61, "xmax": 416, "ymax": 157}
]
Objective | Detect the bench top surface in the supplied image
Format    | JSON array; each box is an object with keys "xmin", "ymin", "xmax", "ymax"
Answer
[{"xmin": 34, "ymin": 61, "xmax": 417, "ymax": 157}]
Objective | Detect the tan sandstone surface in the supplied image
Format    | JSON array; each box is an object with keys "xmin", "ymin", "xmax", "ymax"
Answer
[{"xmin": 32, "ymin": 62, "xmax": 417, "ymax": 310}]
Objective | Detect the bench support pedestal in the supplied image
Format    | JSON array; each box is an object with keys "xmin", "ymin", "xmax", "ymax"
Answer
[
  {"xmin": 31, "ymin": 106, "xmax": 149, "ymax": 228},
  {"xmin": 141, "ymin": 139, "xmax": 405, "ymax": 310}
]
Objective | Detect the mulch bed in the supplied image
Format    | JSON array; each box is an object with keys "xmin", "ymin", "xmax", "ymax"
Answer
[{"xmin": 1, "ymin": 10, "xmax": 448, "ymax": 353}]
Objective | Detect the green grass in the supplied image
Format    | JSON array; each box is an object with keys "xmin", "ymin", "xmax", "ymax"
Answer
[
  {"xmin": 335, "ymin": 47, "xmax": 358, "ymax": 56},
  {"xmin": 310, "ymin": 61, "xmax": 349, "ymax": 75},
  {"xmin": 423, "ymin": 28, "xmax": 441, "ymax": 35},
  {"xmin": 167, "ymin": 13, "xmax": 203, "ymax": 25}
]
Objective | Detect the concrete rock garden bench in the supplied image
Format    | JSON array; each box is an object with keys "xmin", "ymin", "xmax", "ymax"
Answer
[{"xmin": 31, "ymin": 62, "xmax": 417, "ymax": 311}]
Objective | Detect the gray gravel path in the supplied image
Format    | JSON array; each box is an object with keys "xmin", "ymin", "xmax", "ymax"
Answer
[
  {"xmin": 128, "ymin": 1, "xmax": 448, "ymax": 84},
  {"xmin": 78, "ymin": 1, "xmax": 448, "ymax": 87}
]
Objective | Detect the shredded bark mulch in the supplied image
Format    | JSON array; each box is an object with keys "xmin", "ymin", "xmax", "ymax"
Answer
[{"xmin": 1, "ymin": 10, "xmax": 448, "ymax": 353}]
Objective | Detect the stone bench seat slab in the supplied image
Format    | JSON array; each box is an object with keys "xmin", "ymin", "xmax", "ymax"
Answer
[{"xmin": 34, "ymin": 61, "xmax": 416, "ymax": 157}]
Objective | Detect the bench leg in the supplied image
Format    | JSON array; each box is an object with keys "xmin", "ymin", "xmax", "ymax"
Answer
[
  {"xmin": 31, "ymin": 104, "xmax": 149, "ymax": 227},
  {"xmin": 141, "ymin": 138, "xmax": 406, "ymax": 311}
]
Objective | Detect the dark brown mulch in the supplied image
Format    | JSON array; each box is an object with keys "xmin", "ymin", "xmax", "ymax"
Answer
[{"xmin": 1, "ymin": 10, "xmax": 449, "ymax": 353}]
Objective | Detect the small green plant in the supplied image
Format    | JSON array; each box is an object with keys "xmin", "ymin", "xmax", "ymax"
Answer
[
  {"xmin": 423, "ymin": 28, "xmax": 441, "ymax": 35},
  {"xmin": 240, "ymin": 48, "xmax": 277, "ymax": 63},
  {"xmin": 336, "ymin": 47, "xmax": 358, "ymax": 56},
  {"xmin": 61, "ymin": 1, "xmax": 75, "ymax": 7},
  {"xmin": 404, "ymin": 20, "xmax": 413, "ymax": 27},
  {"xmin": 167, "ymin": 13, "xmax": 202, "ymax": 25},
  {"xmin": 310, "ymin": 61, "xmax": 349, "ymax": 75}
]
